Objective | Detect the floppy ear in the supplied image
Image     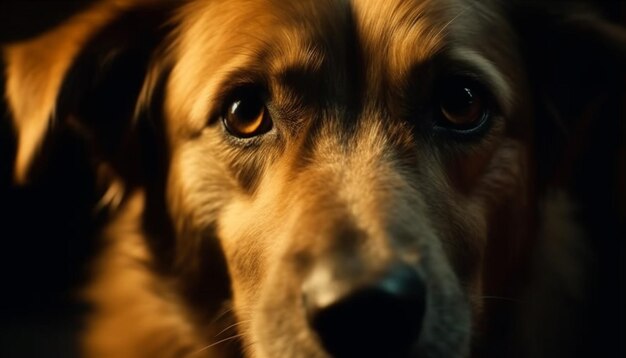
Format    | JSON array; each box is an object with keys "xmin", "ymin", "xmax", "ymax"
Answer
[
  {"xmin": 509, "ymin": 2, "xmax": 626, "ymax": 191},
  {"xmin": 4, "ymin": 0, "xmax": 172, "ymax": 186},
  {"xmin": 507, "ymin": 3, "xmax": 625, "ymax": 357}
]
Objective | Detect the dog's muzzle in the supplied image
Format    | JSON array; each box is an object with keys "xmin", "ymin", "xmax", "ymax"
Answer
[{"xmin": 303, "ymin": 263, "xmax": 427, "ymax": 357}]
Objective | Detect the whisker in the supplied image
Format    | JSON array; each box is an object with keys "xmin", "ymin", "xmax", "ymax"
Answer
[
  {"xmin": 191, "ymin": 334, "xmax": 245, "ymax": 356},
  {"xmin": 210, "ymin": 306, "xmax": 235, "ymax": 325},
  {"xmin": 432, "ymin": 5, "xmax": 471, "ymax": 41},
  {"xmin": 215, "ymin": 319, "xmax": 252, "ymax": 337}
]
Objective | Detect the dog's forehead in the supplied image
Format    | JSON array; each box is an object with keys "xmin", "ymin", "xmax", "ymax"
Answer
[
  {"xmin": 167, "ymin": 0, "xmax": 349, "ymax": 133},
  {"xmin": 350, "ymin": 0, "xmax": 516, "ymax": 110},
  {"xmin": 352, "ymin": 0, "xmax": 467, "ymax": 60},
  {"xmin": 173, "ymin": 0, "xmax": 349, "ymax": 63},
  {"xmin": 172, "ymin": 0, "xmax": 499, "ymax": 75},
  {"xmin": 166, "ymin": 0, "xmax": 513, "ymax": 135}
]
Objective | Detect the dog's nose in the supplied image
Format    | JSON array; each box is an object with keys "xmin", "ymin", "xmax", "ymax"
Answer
[{"xmin": 304, "ymin": 264, "xmax": 427, "ymax": 358}]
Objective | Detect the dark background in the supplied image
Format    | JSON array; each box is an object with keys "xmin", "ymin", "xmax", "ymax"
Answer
[
  {"xmin": 0, "ymin": 1, "xmax": 624, "ymax": 357},
  {"xmin": 1, "ymin": 2, "xmax": 110, "ymax": 357}
]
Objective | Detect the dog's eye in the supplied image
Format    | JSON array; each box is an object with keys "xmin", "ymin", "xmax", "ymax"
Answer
[
  {"xmin": 223, "ymin": 89, "xmax": 272, "ymax": 138},
  {"xmin": 435, "ymin": 77, "xmax": 489, "ymax": 134}
]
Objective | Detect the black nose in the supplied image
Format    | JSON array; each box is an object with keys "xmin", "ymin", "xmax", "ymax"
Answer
[{"xmin": 304, "ymin": 264, "xmax": 427, "ymax": 358}]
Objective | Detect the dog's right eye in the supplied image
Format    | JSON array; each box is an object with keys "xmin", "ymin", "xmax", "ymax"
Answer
[
  {"xmin": 222, "ymin": 89, "xmax": 272, "ymax": 138},
  {"xmin": 433, "ymin": 76, "xmax": 491, "ymax": 138}
]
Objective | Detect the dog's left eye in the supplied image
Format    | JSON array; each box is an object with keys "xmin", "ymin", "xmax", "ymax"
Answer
[
  {"xmin": 222, "ymin": 89, "xmax": 272, "ymax": 138},
  {"xmin": 435, "ymin": 77, "xmax": 490, "ymax": 135}
]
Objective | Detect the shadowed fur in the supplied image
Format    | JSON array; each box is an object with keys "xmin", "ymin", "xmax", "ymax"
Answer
[{"xmin": 3, "ymin": 0, "xmax": 624, "ymax": 357}]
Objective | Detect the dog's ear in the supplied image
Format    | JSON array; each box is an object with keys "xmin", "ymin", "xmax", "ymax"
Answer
[
  {"xmin": 4, "ymin": 0, "xmax": 173, "ymax": 185},
  {"xmin": 509, "ymin": 4, "xmax": 625, "ymax": 356},
  {"xmin": 509, "ymin": 1, "xmax": 626, "ymax": 190}
]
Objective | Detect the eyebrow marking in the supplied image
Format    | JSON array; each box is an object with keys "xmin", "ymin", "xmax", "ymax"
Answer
[
  {"xmin": 431, "ymin": 5, "xmax": 471, "ymax": 43},
  {"xmin": 269, "ymin": 43, "xmax": 326, "ymax": 80},
  {"xmin": 268, "ymin": 43, "xmax": 332, "ymax": 109},
  {"xmin": 447, "ymin": 47, "xmax": 514, "ymax": 115},
  {"xmin": 273, "ymin": 64, "xmax": 325, "ymax": 96}
]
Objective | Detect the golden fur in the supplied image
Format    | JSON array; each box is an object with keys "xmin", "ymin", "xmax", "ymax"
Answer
[{"xmin": 3, "ymin": 0, "xmax": 624, "ymax": 357}]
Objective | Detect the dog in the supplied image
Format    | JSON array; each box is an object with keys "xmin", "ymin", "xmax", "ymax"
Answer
[{"xmin": 2, "ymin": 0, "xmax": 624, "ymax": 357}]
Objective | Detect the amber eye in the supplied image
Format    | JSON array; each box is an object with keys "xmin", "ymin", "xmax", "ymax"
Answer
[
  {"xmin": 437, "ymin": 78, "xmax": 488, "ymax": 132},
  {"xmin": 223, "ymin": 89, "xmax": 272, "ymax": 138}
]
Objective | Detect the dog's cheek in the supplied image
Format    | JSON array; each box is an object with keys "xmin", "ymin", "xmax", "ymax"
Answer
[
  {"xmin": 446, "ymin": 149, "xmax": 494, "ymax": 196},
  {"xmin": 419, "ymin": 142, "xmax": 525, "ymax": 308},
  {"xmin": 162, "ymin": 142, "xmax": 240, "ymax": 279},
  {"xmin": 457, "ymin": 139, "xmax": 531, "ymax": 309},
  {"xmin": 470, "ymin": 139, "xmax": 528, "ymax": 208},
  {"xmin": 215, "ymin": 183, "xmax": 292, "ymax": 307},
  {"xmin": 216, "ymin": 198, "xmax": 310, "ymax": 357}
]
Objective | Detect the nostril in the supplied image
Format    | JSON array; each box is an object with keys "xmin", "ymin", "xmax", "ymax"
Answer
[{"xmin": 304, "ymin": 265, "xmax": 427, "ymax": 358}]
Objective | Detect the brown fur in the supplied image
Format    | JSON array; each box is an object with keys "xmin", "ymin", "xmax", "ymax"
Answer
[{"xmin": 3, "ymin": 0, "xmax": 624, "ymax": 357}]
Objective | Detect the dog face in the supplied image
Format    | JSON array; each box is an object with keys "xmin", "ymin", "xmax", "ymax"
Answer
[
  {"xmin": 163, "ymin": 0, "xmax": 528, "ymax": 356},
  {"xmin": 4, "ymin": 0, "xmax": 623, "ymax": 357}
]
